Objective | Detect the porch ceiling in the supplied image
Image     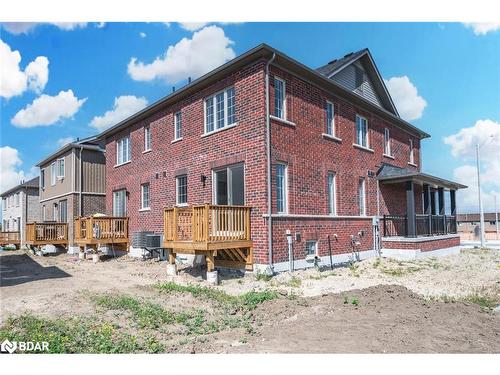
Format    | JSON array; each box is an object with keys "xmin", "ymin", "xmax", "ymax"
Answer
[{"xmin": 376, "ymin": 164, "xmax": 467, "ymax": 190}]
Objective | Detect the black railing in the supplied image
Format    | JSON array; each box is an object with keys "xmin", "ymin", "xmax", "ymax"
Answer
[{"xmin": 383, "ymin": 215, "xmax": 457, "ymax": 237}]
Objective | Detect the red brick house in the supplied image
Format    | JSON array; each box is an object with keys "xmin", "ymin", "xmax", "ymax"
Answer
[{"xmin": 97, "ymin": 44, "xmax": 465, "ymax": 272}]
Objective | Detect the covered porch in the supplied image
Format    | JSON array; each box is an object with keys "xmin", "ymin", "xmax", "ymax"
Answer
[{"xmin": 377, "ymin": 164, "xmax": 466, "ymax": 240}]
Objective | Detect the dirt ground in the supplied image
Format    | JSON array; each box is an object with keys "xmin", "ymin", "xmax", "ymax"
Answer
[{"xmin": 1, "ymin": 248, "xmax": 499, "ymax": 353}]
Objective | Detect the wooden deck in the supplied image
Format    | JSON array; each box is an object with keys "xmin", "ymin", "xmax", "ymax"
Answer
[
  {"xmin": 0, "ymin": 231, "xmax": 20, "ymax": 246},
  {"xmin": 163, "ymin": 204, "xmax": 253, "ymax": 271},
  {"xmin": 25, "ymin": 223, "xmax": 68, "ymax": 246},
  {"xmin": 74, "ymin": 217, "xmax": 129, "ymax": 249}
]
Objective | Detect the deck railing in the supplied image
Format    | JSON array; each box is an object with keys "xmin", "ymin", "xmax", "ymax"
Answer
[
  {"xmin": 74, "ymin": 217, "xmax": 129, "ymax": 242},
  {"xmin": 383, "ymin": 214, "xmax": 457, "ymax": 237},
  {"xmin": 0, "ymin": 231, "xmax": 20, "ymax": 243},
  {"xmin": 164, "ymin": 204, "xmax": 251, "ymax": 243},
  {"xmin": 26, "ymin": 222, "xmax": 68, "ymax": 243}
]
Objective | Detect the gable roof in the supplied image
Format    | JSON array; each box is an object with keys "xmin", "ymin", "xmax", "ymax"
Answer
[
  {"xmin": 96, "ymin": 44, "xmax": 429, "ymax": 141},
  {"xmin": 36, "ymin": 135, "xmax": 104, "ymax": 168},
  {"xmin": 1, "ymin": 176, "xmax": 40, "ymax": 197},
  {"xmin": 316, "ymin": 48, "xmax": 399, "ymax": 116}
]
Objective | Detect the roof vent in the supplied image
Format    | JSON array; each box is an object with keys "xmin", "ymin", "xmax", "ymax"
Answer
[
  {"xmin": 344, "ymin": 52, "xmax": 354, "ymax": 58},
  {"xmin": 328, "ymin": 59, "xmax": 337, "ymax": 65}
]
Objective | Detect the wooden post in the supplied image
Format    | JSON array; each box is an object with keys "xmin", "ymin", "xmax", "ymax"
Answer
[
  {"xmin": 204, "ymin": 204, "xmax": 209, "ymax": 243},
  {"xmin": 168, "ymin": 250, "xmax": 176, "ymax": 265},
  {"xmin": 206, "ymin": 252, "xmax": 215, "ymax": 272},
  {"xmin": 245, "ymin": 207, "xmax": 251, "ymax": 240},
  {"xmin": 173, "ymin": 207, "xmax": 178, "ymax": 241},
  {"xmin": 246, "ymin": 246, "xmax": 253, "ymax": 271}
]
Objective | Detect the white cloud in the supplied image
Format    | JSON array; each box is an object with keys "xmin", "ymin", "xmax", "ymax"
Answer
[
  {"xmin": 444, "ymin": 119, "xmax": 500, "ymax": 213},
  {"xmin": 463, "ymin": 23, "xmax": 500, "ymax": 35},
  {"xmin": 179, "ymin": 22, "xmax": 209, "ymax": 31},
  {"xmin": 1, "ymin": 22, "xmax": 88, "ymax": 34},
  {"xmin": 11, "ymin": 90, "xmax": 87, "ymax": 128},
  {"xmin": 127, "ymin": 25, "xmax": 235, "ymax": 84},
  {"xmin": 90, "ymin": 95, "xmax": 148, "ymax": 131},
  {"xmin": 96, "ymin": 22, "xmax": 106, "ymax": 29},
  {"xmin": 0, "ymin": 39, "xmax": 49, "ymax": 99},
  {"xmin": 57, "ymin": 137, "xmax": 74, "ymax": 147},
  {"xmin": 0, "ymin": 146, "xmax": 35, "ymax": 193},
  {"xmin": 384, "ymin": 76, "xmax": 427, "ymax": 121},
  {"xmin": 139, "ymin": 32, "xmax": 147, "ymax": 38}
]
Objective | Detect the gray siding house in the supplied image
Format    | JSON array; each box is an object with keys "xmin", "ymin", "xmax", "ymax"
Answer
[{"xmin": 1, "ymin": 177, "xmax": 42, "ymax": 247}]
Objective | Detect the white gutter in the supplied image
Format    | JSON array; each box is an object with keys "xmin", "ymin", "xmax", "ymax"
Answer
[{"xmin": 265, "ymin": 52, "xmax": 276, "ymax": 273}]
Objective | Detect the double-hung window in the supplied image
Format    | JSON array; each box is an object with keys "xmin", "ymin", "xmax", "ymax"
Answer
[
  {"xmin": 174, "ymin": 112, "xmax": 182, "ymax": 140},
  {"xmin": 276, "ymin": 163, "xmax": 288, "ymax": 214},
  {"xmin": 59, "ymin": 200, "xmax": 68, "ymax": 223},
  {"xmin": 40, "ymin": 169, "xmax": 45, "ymax": 189},
  {"xmin": 384, "ymin": 128, "xmax": 391, "ymax": 156},
  {"xmin": 274, "ymin": 77, "xmax": 286, "ymax": 119},
  {"xmin": 116, "ymin": 136, "xmax": 131, "ymax": 165},
  {"xmin": 358, "ymin": 178, "xmax": 366, "ymax": 216},
  {"xmin": 355, "ymin": 115, "xmax": 368, "ymax": 148},
  {"xmin": 306, "ymin": 240, "xmax": 317, "ymax": 256},
  {"xmin": 50, "ymin": 162, "xmax": 56, "ymax": 185},
  {"xmin": 204, "ymin": 87, "xmax": 236, "ymax": 133},
  {"xmin": 176, "ymin": 175, "xmax": 188, "ymax": 205},
  {"xmin": 57, "ymin": 158, "xmax": 65, "ymax": 178},
  {"xmin": 326, "ymin": 101, "xmax": 335, "ymax": 136},
  {"xmin": 15, "ymin": 193, "xmax": 20, "ymax": 207},
  {"xmin": 141, "ymin": 183, "xmax": 150, "ymax": 210},
  {"xmin": 113, "ymin": 190, "xmax": 127, "ymax": 216},
  {"xmin": 327, "ymin": 172, "xmax": 336, "ymax": 215},
  {"xmin": 144, "ymin": 126, "xmax": 152, "ymax": 151},
  {"xmin": 409, "ymin": 139, "xmax": 415, "ymax": 164}
]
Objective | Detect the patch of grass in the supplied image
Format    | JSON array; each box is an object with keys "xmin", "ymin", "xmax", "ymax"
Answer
[
  {"xmin": 373, "ymin": 257, "xmax": 381, "ymax": 268},
  {"xmin": 93, "ymin": 294, "xmax": 193, "ymax": 329},
  {"xmin": 463, "ymin": 294, "xmax": 499, "ymax": 309},
  {"xmin": 287, "ymin": 276, "xmax": 302, "ymax": 288},
  {"xmin": 348, "ymin": 262, "xmax": 361, "ymax": 277},
  {"xmin": 0, "ymin": 314, "xmax": 146, "ymax": 354},
  {"xmin": 380, "ymin": 263, "xmax": 423, "ymax": 277},
  {"xmin": 351, "ymin": 298, "xmax": 359, "ymax": 306},
  {"xmin": 309, "ymin": 271, "xmax": 336, "ymax": 280},
  {"xmin": 255, "ymin": 271, "xmax": 273, "ymax": 282},
  {"xmin": 156, "ymin": 282, "xmax": 277, "ymax": 310}
]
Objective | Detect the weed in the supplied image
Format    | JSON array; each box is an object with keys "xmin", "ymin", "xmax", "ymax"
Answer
[
  {"xmin": 351, "ymin": 298, "xmax": 359, "ymax": 306},
  {"xmin": 255, "ymin": 271, "xmax": 273, "ymax": 282},
  {"xmin": 373, "ymin": 257, "xmax": 381, "ymax": 268},
  {"xmin": 309, "ymin": 271, "xmax": 336, "ymax": 280},
  {"xmin": 287, "ymin": 276, "xmax": 302, "ymax": 288},
  {"xmin": 343, "ymin": 296, "xmax": 348, "ymax": 304}
]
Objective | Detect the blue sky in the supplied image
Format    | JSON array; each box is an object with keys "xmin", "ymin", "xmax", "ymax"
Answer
[{"xmin": 1, "ymin": 22, "xmax": 499, "ymax": 212}]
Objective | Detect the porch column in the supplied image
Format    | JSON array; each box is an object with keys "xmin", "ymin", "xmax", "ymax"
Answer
[
  {"xmin": 406, "ymin": 181, "xmax": 416, "ymax": 237},
  {"xmin": 438, "ymin": 187, "xmax": 446, "ymax": 234},
  {"xmin": 430, "ymin": 190, "xmax": 436, "ymax": 215},
  {"xmin": 423, "ymin": 184, "xmax": 432, "ymax": 235},
  {"xmin": 450, "ymin": 190, "xmax": 456, "ymax": 216}
]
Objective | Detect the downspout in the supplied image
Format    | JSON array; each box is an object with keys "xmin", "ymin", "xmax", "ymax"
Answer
[
  {"xmin": 79, "ymin": 146, "xmax": 83, "ymax": 216},
  {"xmin": 265, "ymin": 52, "xmax": 276, "ymax": 274}
]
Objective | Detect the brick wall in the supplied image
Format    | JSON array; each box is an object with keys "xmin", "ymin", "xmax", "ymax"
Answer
[{"xmin": 382, "ymin": 235, "xmax": 460, "ymax": 251}]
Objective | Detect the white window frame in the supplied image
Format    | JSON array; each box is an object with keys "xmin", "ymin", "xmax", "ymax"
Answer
[
  {"xmin": 326, "ymin": 100, "xmax": 335, "ymax": 136},
  {"xmin": 42, "ymin": 205, "xmax": 46, "ymax": 221},
  {"xmin": 57, "ymin": 158, "xmax": 65, "ymax": 179},
  {"xmin": 176, "ymin": 175, "xmax": 188, "ymax": 206},
  {"xmin": 204, "ymin": 87, "xmax": 236, "ymax": 134},
  {"xmin": 355, "ymin": 115, "xmax": 369, "ymax": 148},
  {"xmin": 327, "ymin": 172, "xmax": 337, "ymax": 216},
  {"xmin": 305, "ymin": 240, "xmax": 318, "ymax": 256},
  {"xmin": 141, "ymin": 183, "xmax": 150, "ymax": 210},
  {"xmin": 40, "ymin": 169, "xmax": 45, "ymax": 189},
  {"xmin": 113, "ymin": 189, "xmax": 127, "ymax": 216},
  {"xmin": 274, "ymin": 77, "xmax": 286, "ymax": 120},
  {"xmin": 359, "ymin": 178, "xmax": 366, "ymax": 216},
  {"xmin": 59, "ymin": 199, "xmax": 68, "ymax": 223},
  {"xmin": 384, "ymin": 128, "xmax": 392, "ymax": 156},
  {"xmin": 409, "ymin": 139, "xmax": 415, "ymax": 164},
  {"xmin": 276, "ymin": 163, "xmax": 288, "ymax": 214},
  {"xmin": 50, "ymin": 162, "xmax": 56, "ymax": 186},
  {"xmin": 116, "ymin": 136, "xmax": 131, "ymax": 166},
  {"xmin": 15, "ymin": 192, "xmax": 20, "ymax": 207},
  {"xmin": 174, "ymin": 112, "xmax": 182, "ymax": 140},
  {"xmin": 144, "ymin": 126, "xmax": 152, "ymax": 152}
]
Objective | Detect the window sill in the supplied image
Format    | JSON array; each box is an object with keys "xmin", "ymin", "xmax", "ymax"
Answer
[
  {"xmin": 408, "ymin": 162, "xmax": 418, "ymax": 167},
  {"xmin": 142, "ymin": 149, "xmax": 152, "ymax": 154},
  {"xmin": 322, "ymin": 133, "xmax": 342, "ymax": 142},
  {"xmin": 114, "ymin": 161, "xmax": 131, "ymax": 168},
  {"xmin": 270, "ymin": 115, "xmax": 296, "ymax": 127},
  {"xmin": 176, "ymin": 203, "xmax": 188, "ymax": 207},
  {"xmin": 353, "ymin": 143, "xmax": 374, "ymax": 153},
  {"xmin": 171, "ymin": 138, "xmax": 183, "ymax": 144},
  {"xmin": 201, "ymin": 123, "xmax": 238, "ymax": 138},
  {"xmin": 383, "ymin": 153, "xmax": 395, "ymax": 160},
  {"xmin": 139, "ymin": 208, "xmax": 151, "ymax": 212}
]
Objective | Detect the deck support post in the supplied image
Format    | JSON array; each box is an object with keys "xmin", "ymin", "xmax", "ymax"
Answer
[
  {"xmin": 168, "ymin": 250, "xmax": 176, "ymax": 264},
  {"xmin": 206, "ymin": 252, "xmax": 215, "ymax": 272}
]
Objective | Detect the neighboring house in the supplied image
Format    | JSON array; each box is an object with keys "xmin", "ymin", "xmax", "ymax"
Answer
[
  {"xmin": 97, "ymin": 44, "xmax": 466, "ymax": 272},
  {"xmin": 0, "ymin": 177, "xmax": 41, "ymax": 247},
  {"xmin": 36, "ymin": 136, "xmax": 106, "ymax": 252},
  {"xmin": 456, "ymin": 213, "xmax": 499, "ymax": 241}
]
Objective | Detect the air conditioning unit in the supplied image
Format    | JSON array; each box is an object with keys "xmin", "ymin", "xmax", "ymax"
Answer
[{"xmin": 146, "ymin": 234, "xmax": 162, "ymax": 248}]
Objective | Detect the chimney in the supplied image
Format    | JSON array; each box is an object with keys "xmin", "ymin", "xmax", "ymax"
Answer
[
  {"xmin": 172, "ymin": 86, "xmax": 176, "ymax": 92},
  {"xmin": 188, "ymin": 77, "xmax": 192, "ymax": 83}
]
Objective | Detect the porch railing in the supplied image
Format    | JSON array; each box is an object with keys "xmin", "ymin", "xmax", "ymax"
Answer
[
  {"xmin": 74, "ymin": 217, "xmax": 129, "ymax": 242},
  {"xmin": 0, "ymin": 231, "xmax": 21, "ymax": 243},
  {"xmin": 26, "ymin": 222, "xmax": 68, "ymax": 243},
  {"xmin": 383, "ymin": 214, "xmax": 457, "ymax": 237},
  {"xmin": 164, "ymin": 204, "xmax": 251, "ymax": 243}
]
